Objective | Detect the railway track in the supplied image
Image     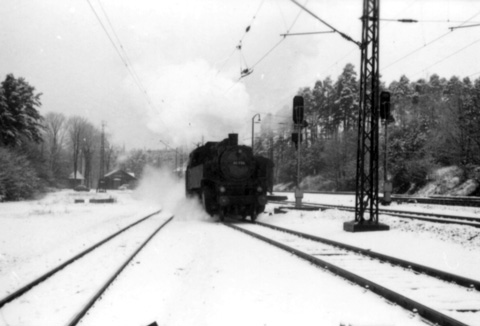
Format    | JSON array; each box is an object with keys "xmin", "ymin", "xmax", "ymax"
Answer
[
  {"xmin": 224, "ymin": 219, "xmax": 480, "ymax": 326},
  {"xmin": 274, "ymin": 191, "xmax": 480, "ymax": 207},
  {"xmin": 272, "ymin": 200, "xmax": 480, "ymax": 228},
  {"xmin": 0, "ymin": 211, "xmax": 174, "ymax": 326}
]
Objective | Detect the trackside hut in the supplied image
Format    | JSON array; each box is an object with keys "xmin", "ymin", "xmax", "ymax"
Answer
[
  {"xmin": 68, "ymin": 171, "xmax": 84, "ymax": 188},
  {"xmin": 102, "ymin": 169, "xmax": 137, "ymax": 189}
]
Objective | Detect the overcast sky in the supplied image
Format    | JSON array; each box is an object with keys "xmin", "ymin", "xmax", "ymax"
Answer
[{"xmin": 1, "ymin": 0, "xmax": 480, "ymax": 150}]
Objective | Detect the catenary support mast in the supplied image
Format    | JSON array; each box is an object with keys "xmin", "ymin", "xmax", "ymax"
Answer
[
  {"xmin": 290, "ymin": 0, "xmax": 389, "ymax": 231},
  {"xmin": 354, "ymin": 0, "xmax": 381, "ymax": 225}
]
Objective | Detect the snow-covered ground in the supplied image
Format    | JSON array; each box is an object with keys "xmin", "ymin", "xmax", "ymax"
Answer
[{"xmin": 1, "ymin": 169, "xmax": 479, "ymax": 326}]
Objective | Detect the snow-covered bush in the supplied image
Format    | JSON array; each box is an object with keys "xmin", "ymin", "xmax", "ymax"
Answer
[{"xmin": 0, "ymin": 147, "xmax": 42, "ymax": 201}]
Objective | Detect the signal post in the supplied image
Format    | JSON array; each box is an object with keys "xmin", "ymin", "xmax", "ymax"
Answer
[{"xmin": 292, "ymin": 96, "xmax": 306, "ymax": 208}]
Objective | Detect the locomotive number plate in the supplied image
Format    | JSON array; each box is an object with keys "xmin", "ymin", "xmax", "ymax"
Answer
[{"xmin": 232, "ymin": 161, "xmax": 246, "ymax": 166}]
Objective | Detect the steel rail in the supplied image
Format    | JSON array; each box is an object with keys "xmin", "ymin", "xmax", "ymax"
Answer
[
  {"xmin": 273, "ymin": 200, "xmax": 480, "ymax": 228},
  {"xmin": 224, "ymin": 221, "xmax": 472, "ymax": 326},
  {"xmin": 67, "ymin": 215, "xmax": 174, "ymax": 326},
  {"xmin": 274, "ymin": 190, "xmax": 480, "ymax": 207},
  {"xmin": 254, "ymin": 220, "xmax": 480, "ymax": 291},
  {"xmin": 315, "ymin": 202, "xmax": 480, "ymax": 226},
  {"xmin": 0, "ymin": 209, "xmax": 162, "ymax": 308}
]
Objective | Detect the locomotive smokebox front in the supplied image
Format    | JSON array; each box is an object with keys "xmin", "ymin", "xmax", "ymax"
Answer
[{"xmin": 220, "ymin": 145, "xmax": 254, "ymax": 180}]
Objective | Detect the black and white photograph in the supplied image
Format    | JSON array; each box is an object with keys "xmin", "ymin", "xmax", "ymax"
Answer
[{"xmin": 0, "ymin": 0, "xmax": 479, "ymax": 325}]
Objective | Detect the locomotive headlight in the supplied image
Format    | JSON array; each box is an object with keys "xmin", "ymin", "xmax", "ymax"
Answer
[
  {"xmin": 219, "ymin": 196, "xmax": 229, "ymax": 206},
  {"xmin": 256, "ymin": 186, "xmax": 263, "ymax": 192},
  {"xmin": 219, "ymin": 186, "xmax": 226, "ymax": 193}
]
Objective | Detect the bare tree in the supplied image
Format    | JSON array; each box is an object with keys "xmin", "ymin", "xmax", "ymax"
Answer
[
  {"xmin": 81, "ymin": 123, "xmax": 101, "ymax": 187},
  {"xmin": 44, "ymin": 112, "xmax": 66, "ymax": 178},
  {"xmin": 68, "ymin": 116, "xmax": 88, "ymax": 184},
  {"xmin": 104, "ymin": 141, "xmax": 119, "ymax": 174}
]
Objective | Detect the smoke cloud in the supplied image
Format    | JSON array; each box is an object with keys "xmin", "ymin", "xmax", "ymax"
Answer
[
  {"xmin": 133, "ymin": 166, "xmax": 210, "ymax": 221},
  {"xmin": 143, "ymin": 59, "xmax": 252, "ymax": 147}
]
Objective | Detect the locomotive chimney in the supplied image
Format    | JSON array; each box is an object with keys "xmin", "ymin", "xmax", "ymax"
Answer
[{"xmin": 228, "ymin": 133, "xmax": 238, "ymax": 145}]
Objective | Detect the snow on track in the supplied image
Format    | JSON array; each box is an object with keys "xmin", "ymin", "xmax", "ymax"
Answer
[
  {"xmin": 79, "ymin": 219, "xmax": 429, "ymax": 326},
  {"xmin": 0, "ymin": 190, "xmax": 160, "ymax": 299},
  {"xmin": 1, "ymin": 185, "xmax": 478, "ymax": 326},
  {"xmin": 0, "ymin": 213, "xmax": 171, "ymax": 326},
  {"xmin": 235, "ymin": 222, "xmax": 480, "ymax": 326},
  {"xmin": 262, "ymin": 202, "xmax": 480, "ymax": 282}
]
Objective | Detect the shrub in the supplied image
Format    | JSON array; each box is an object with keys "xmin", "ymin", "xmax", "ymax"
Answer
[{"xmin": 0, "ymin": 147, "xmax": 42, "ymax": 201}]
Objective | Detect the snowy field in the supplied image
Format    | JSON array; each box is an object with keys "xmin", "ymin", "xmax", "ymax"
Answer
[{"xmin": 1, "ymin": 169, "xmax": 479, "ymax": 326}]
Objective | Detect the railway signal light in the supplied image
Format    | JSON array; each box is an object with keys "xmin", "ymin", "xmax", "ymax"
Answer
[
  {"xmin": 293, "ymin": 96, "xmax": 304, "ymax": 124},
  {"xmin": 380, "ymin": 91, "xmax": 391, "ymax": 120},
  {"xmin": 291, "ymin": 132, "xmax": 303, "ymax": 149}
]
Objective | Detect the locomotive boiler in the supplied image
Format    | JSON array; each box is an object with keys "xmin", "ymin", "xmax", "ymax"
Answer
[{"xmin": 185, "ymin": 133, "xmax": 273, "ymax": 221}]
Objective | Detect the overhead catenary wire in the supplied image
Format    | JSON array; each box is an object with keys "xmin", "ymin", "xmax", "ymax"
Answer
[
  {"xmin": 224, "ymin": 1, "xmax": 307, "ymax": 93},
  {"xmin": 289, "ymin": 0, "xmax": 360, "ymax": 48},
  {"xmin": 249, "ymin": 0, "xmax": 308, "ymax": 71},
  {"xmin": 412, "ymin": 36, "xmax": 480, "ymax": 78},
  {"xmin": 381, "ymin": 30, "xmax": 453, "ymax": 72},
  {"xmin": 84, "ymin": 0, "xmax": 160, "ymax": 110},
  {"xmin": 380, "ymin": 18, "xmax": 480, "ymax": 24},
  {"xmin": 217, "ymin": 0, "xmax": 266, "ymax": 77},
  {"xmin": 449, "ymin": 22, "xmax": 480, "ymax": 31},
  {"xmin": 280, "ymin": 31, "xmax": 335, "ymax": 37},
  {"xmin": 381, "ymin": 8, "xmax": 480, "ymax": 72},
  {"xmin": 95, "ymin": 0, "xmax": 148, "ymax": 97},
  {"xmin": 313, "ymin": 0, "xmax": 421, "ymax": 80}
]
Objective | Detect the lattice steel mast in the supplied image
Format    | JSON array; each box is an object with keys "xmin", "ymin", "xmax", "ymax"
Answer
[
  {"xmin": 355, "ymin": 0, "xmax": 380, "ymax": 224},
  {"xmin": 290, "ymin": 0, "xmax": 388, "ymax": 231}
]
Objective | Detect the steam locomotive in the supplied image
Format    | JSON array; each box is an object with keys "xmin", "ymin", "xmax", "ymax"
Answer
[{"xmin": 185, "ymin": 134, "xmax": 273, "ymax": 221}]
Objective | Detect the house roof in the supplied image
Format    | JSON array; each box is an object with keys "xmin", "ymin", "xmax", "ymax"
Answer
[
  {"xmin": 104, "ymin": 169, "xmax": 136, "ymax": 179},
  {"xmin": 68, "ymin": 171, "xmax": 84, "ymax": 180}
]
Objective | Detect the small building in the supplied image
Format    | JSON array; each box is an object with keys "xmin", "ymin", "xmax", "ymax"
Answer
[
  {"xmin": 68, "ymin": 171, "xmax": 84, "ymax": 188},
  {"xmin": 101, "ymin": 169, "xmax": 137, "ymax": 190}
]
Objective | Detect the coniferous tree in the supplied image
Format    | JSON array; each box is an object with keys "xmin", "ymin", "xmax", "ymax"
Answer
[{"xmin": 0, "ymin": 74, "xmax": 44, "ymax": 147}]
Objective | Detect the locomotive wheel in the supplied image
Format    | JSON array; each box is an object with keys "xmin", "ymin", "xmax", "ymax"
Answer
[
  {"xmin": 250, "ymin": 207, "xmax": 257, "ymax": 222},
  {"xmin": 201, "ymin": 187, "xmax": 214, "ymax": 216}
]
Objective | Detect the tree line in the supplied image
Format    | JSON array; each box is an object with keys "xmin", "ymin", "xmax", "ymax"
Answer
[
  {"xmin": 0, "ymin": 74, "xmax": 120, "ymax": 200},
  {"xmin": 254, "ymin": 64, "xmax": 480, "ymax": 194},
  {"xmin": 0, "ymin": 73, "xmax": 186, "ymax": 201}
]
